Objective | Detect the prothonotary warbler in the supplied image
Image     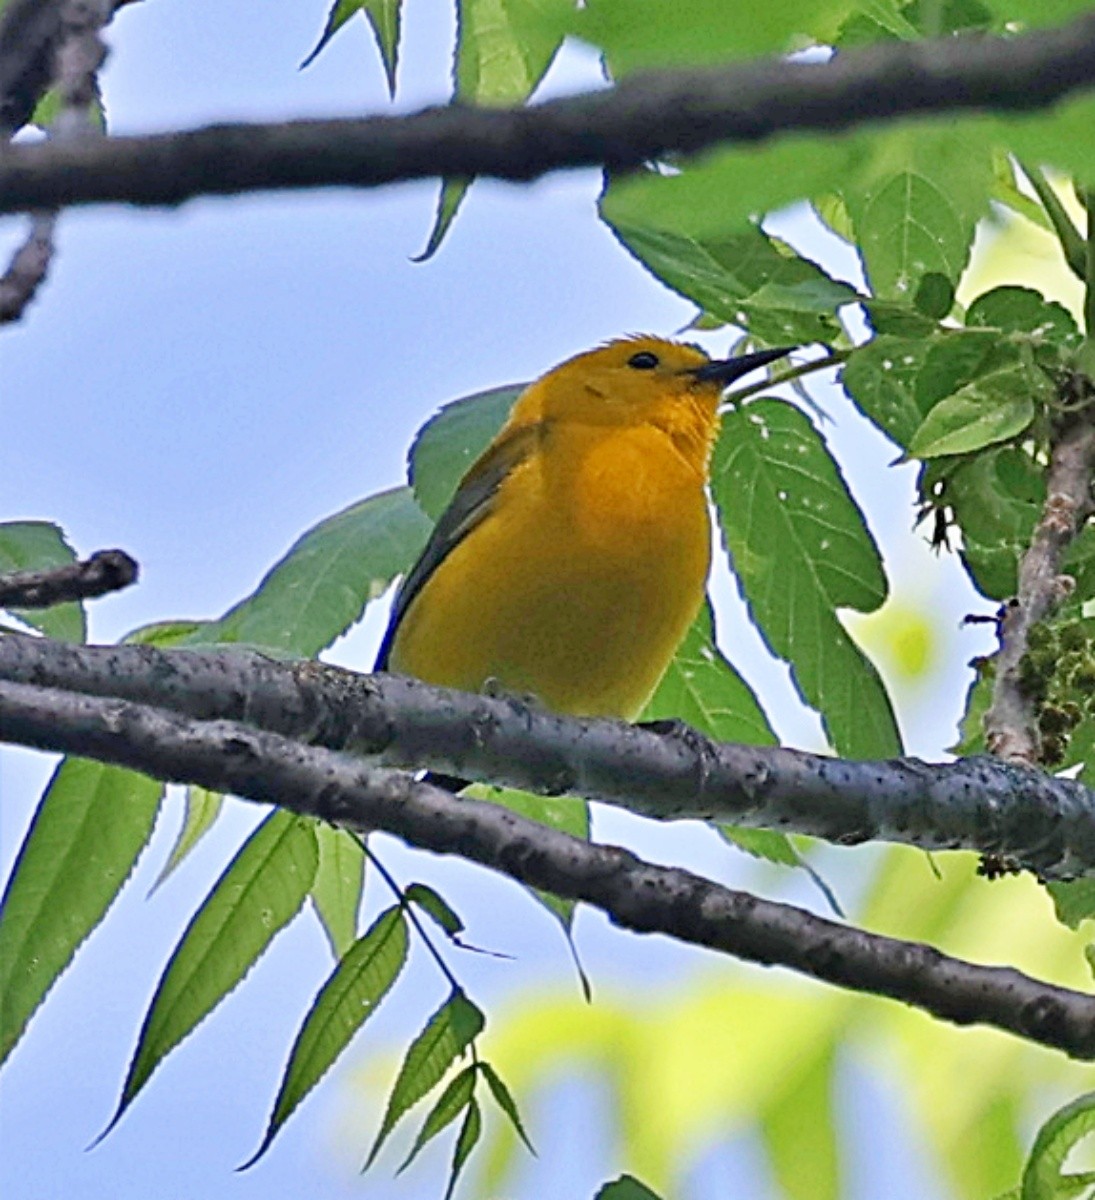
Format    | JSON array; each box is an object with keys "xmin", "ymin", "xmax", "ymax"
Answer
[{"xmin": 377, "ymin": 336, "xmax": 791, "ymax": 720}]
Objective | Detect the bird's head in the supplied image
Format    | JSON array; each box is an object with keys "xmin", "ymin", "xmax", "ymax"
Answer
[{"xmin": 522, "ymin": 336, "xmax": 792, "ymax": 429}]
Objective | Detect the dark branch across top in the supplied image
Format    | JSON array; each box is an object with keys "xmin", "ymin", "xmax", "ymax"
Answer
[{"xmin": 1, "ymin": 13, "xmax": 1095, "ymax": 213}]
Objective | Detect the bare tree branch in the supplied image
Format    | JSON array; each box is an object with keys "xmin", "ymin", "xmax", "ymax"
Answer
[
  {"xmin": 2, "ymin": 634, "xmax": 1094, "ymax": 879},
  {"xmin": 986, "ymin": 394, "xmax": 1095, "ymax": 763},
  {"xmin": 0, "ymin": 549, "xmax": 137, "ymax": 607},
  {"xmin": 1, "ymin": 676, "xmax": 1092, "ymax": 1058},
  {"xmin": 2, "ymin": 14, "xmax": 1095, "ymax": 214},
  {"xmin": 0, "ymin": 0, "xmax": 112, "ymax": 322}
]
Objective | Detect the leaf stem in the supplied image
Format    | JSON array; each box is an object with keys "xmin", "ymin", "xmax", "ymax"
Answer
[
  {"xmin": 1017, "ymin": 161, "xmax": 1087, "ymax": 281},
  {"xmin": 721, "ymin": 349, "xmax": 849, "ymax": 410},
  {"xmin": 356, "ymin": 836, "xmax": 464, "ymax": 994}
]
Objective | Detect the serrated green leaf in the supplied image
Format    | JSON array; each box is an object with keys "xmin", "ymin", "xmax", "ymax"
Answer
[
  {"xmin": 712, "ymin": 399, "xmax": 900, "ymax": 758},
  {"xmin": 151, "ymin": 786, "xmax": 224, "ymax": 893},
  {"xmin": 951, "ymin": 659, "xmax": 993, "ymax": 755},
  {"xmin": 366, "ymin": 990, "xmax": 485, "ymax": 1168},
  {"xmin": 1045, "ymin": 878, "xmax": 1095, "ymax": 931},
  {"xmin": 192, "ymin": 487, "xmax": 431, "ymax": 657},
  {"xmin": 841, "ymin": 328, "xmax": 1004, "ymax": 449},
  {"xmin": 717, "ymin": 824, "xmax": 801, "ymax": 866},
  {"xmin": 124, "ymin": 619, "xmax": 210, "ymax": 647},
  {"xmin": 445, "ymin": 1096, "xmax": 482, "ymax": 1200},
  {"xmin": 595, "ymin": 1175, "xmax": 665, "ymax": 1200},
  {"xmin": 642, "ymin": 600, "xmax": 775, "ymax": 744},
  {"xmin": 908, "ymin": 364, "xmax": 1044, "ymax": 458},
  {"xmin": 421, "ymin": 0, "xmax": 567, "ymax": 253},
  {"xmin": 303, "ymin": 0, "xmax": 401, "ymax": 92},
  {"xmin": 844, "ymin": 126, "xmax": 992, "ymax": 299},
  {"xmin": 245, "ymin": 904, "xmax": 408, "ymax": 1166},
  {"xmin": 416, "ymin": 179, "xmax": 470, "ymax": 262},
  {"xmin": 397, "ymin": 1065, "xmax": 476, "ymax": 1174},
  {"xmin": 364, "ymin": 0, "xmax": 401, "ymax": 94},
  {"xmin": 408, "ymin": 384, "xmax": 523, "ymax": 520},
  {"xmin": 603, "ymin": 136, "xmax": 858, "ymax": 248},
  {"xmin": 311, "ymin": 826, "xmax": 366, "ymax": 958},
  {"xmin": 1021, "ymin": 1093, "xmax": 1095, "ymax": 1200},
  {"xmin": 575, "ymin": 0, "xmax": 848, "ymax": 70},
  {"xmin": 602, "ymin": 203, "xmax": 858, "ymax": 346},
  {"xmin": 479, "ymin": 1060, "xmax": 535, "ymax": 1154},
  {"xmin": 110, "ymin": 812, "xmax": 318, "ymax": 1128},
  {"xmin": 0, "ymin": 760, "xmax": 162, "ymax": 1068},
  {"xmin": 966, "ymin": 286, "xmax": 1081, "ymax": 347},
  {"xmin": 405, "ymin": 883, "xmax": 464, "ymax": 937},
  {"xmin": 940, "ymin": 446, "xmax": 1046, "ymax": 599},
  {"xmin": 0, "ymin": 520, "xmax": 85, "ymax": 642}
]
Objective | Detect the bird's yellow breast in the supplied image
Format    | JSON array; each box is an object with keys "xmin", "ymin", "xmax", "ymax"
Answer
[{"xmin": 388, "ymin": 418, "xmax": 711, "ymax": 718}]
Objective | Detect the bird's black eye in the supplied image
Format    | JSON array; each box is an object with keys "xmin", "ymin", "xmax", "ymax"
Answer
[{"xmin": 628, "ymin": 351, "xmax": 660, "ymax": 370}]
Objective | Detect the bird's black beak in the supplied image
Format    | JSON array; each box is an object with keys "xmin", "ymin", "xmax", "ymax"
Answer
[{"xmin": 687, "ymin": 346, "xmax": 794, "ymax": 386}]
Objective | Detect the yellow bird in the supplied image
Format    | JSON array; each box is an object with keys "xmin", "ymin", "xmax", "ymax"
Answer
[{"xmin": 377, "ymin": 336, "xmax": 790, "ymax": 719}]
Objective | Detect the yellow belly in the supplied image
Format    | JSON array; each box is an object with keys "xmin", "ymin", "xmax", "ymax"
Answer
[{"xmin": 389, "ymin": 422, "xmax": 711, "ymax": 719}]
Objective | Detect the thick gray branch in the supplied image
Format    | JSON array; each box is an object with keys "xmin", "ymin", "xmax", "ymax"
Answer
[
  {"xmin": 2, "ymin": 635, "xmax": 1093, "ymax": 879},
  {"xmin": 2, "ymin": 15, "xmax": 1095, "ymax": 213},
  {"xmin": 986, "ymin": 401, "xmax": 1095, "ymax": 763},
  {"xmin": 1, "ymin": 677, "xmax": 1092, "ymax": 1059}
]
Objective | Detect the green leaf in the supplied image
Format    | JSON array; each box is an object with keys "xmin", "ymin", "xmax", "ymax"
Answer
[
  {"xmin": 245, "ymin": 904, "xmax": 408, "ymax": 1166},
  {"xmin": 843, "ymin": 125, "xmax": 992, "ymax": 299},
  {"xmin": 416, "ymin": 179, "xmax": 471, "ymax": 262},
  {"xmin": 966, "ymin": 285, "xmax": 1081, "ymax": 348},
  {"xmin": 445, "ymin": 1098, "xmax": 482, "ymax": 1200},
  {"xmin": 907, "ymin": 363, "xmax": 1044, "ymax": 458},
  {"xmin": 125, "ymin": 619, "xmax": 210, "ymax": 647},
  {"xmin": 980, "ymin": 0, "xmax": 1095, "ymax": 29},
  {"xmin": 913, "ymin": 272, "xmax": 955, "ymax": 319},
  {"xmin": 994, "ymin": 95, "xmax": 1095, "ymax": 196},
  {"xmin": 0, "ymin": 760, "xmax": 162, "ymax": 1067},
  {"xmin": 397, "ymin": 1064, "xmax": 476, "ymax": 1174},
  {"xmin": 841, "ymin": 328, "xmax": 1003, "ymax": 449},
  {"xmin": 151, "ymin": 786, "xmax": 224, "ymax": 893},
  {"xmin": 712, "ymin": 399, "xmax": 901, "ymax": 758},
  {"xmin": 0, "ymin": 520, "xmax": 85, "ymax": 642},
  {"xmin": 951, "ymin": 659, "xmax": 993, "ymax": 755},
  {"xmin": 595, "ymin": 1175, "xmax": 665, "ymax": 1200},
  {"xmin": 1046, "ymin": 879, "xmax": 1095, "ymax": 931},
  {"xmin": 574, "ymin": 0, "xmax": 848, "ymax": 71},
  {"xmin": 311, "ymin": 826, "xmax": 366, "ymax": 958},
  {"xmin": 409, "ymin": 384, "xmax": 523, "ymax": 520},
  {"xmin": 405, "ymin": 883, "xmax": 464, "ymax": 937},
  {"xmin": 718, "ymin": 824, "xmax": 801, "ymax": 867},
  {"xmin": 110, "ymin": 812, "xmax": 318, "ymax": 1128},
  {"xmin": 1021, "ymin": 1092, "xmax": 1095, "ymax": 1200},
  {"xmin": 642, "ymin": 600, "xmax": 775, "ymax": 745},
  {"xmin": 602, "ymin": 202, "xmax": 858, "ymax": 346},
  {"xmin": 603, "ymin": 137, "xmax": 859, "ymax": 248},
  {"xmin": 421, "ymin": 0, "xmax": 567, "ymax": 253},
  {"xmin": 366, "ymin": 990, "xmax": 485, "ymax": 1168},
  {"xmin": 479, "ymin": 1060, "xmax": 535, "ymax": 1154},
  {"xmin": 194, "ymin": 487, "xmax": 431, "ymax": 656},
  {"xmin": 941, "ymin": 447, "xmax": 1045, "ymax": 599},
  {"xmin": 303, "ymin": 0, "xmax": 401, "ymax": 93}
]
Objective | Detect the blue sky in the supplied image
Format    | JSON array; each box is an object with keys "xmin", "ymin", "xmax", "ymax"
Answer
[{"xmin": 0, "ymin": 2, "xmax": 1005, "ymax": 1197}]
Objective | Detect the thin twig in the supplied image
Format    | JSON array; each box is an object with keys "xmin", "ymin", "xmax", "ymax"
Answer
[
  {"xmin": 0, "ymin": 0, "xmax": 112, "ymax": 323},
  {"xmin": 1, "ymin": 678, "xmax": 1092, "ymax": 1058},
  {"xmin": 0, "ymin": 549, "xmax": 138, "ymax": 608},
  {"xmin": 2, "ymin": 15, "xmax": 1095, "ymax": 213}
]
